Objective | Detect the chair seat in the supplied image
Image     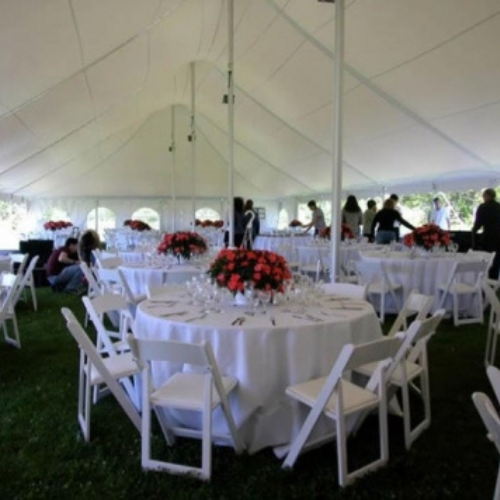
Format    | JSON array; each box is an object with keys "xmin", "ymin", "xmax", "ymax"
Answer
[
  {"xmin": 367, "ymin": 282, "xmax": 402, "ymax": 294},
  {"xmin": 286, "ymin": 378, "xmax": 378, "ymax": 419},
  {"xmin": 88, "ymin": 351, "xmax": 140, "ymax": 385},
  {"xmin": 356, "ymin": 360, "xmax": 422, "ymax": 386},
  {"xmin": 151, "ymin": 372, "xmax": 238, "ymax": 411},
  {"xmin": 438, "ymin": 282, "xmax": 477, "ymax": 294}
]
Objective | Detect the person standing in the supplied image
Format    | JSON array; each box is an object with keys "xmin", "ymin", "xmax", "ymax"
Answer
[
  {"xmin": 472, "ymin": 188, "xmax": 500, "ymax": 280},
  {"xmin": 371, "ymin": 199, "xmax": 415, "ymax": 244},
  {"xmin": 302, "ymin": 200, "xmax": 326, "ymax": 236},
  {"xmin": 429, "ymin": 197, "xmax": 451, "ymax": 230},
  {"xmin": 243, "ymin": 199, "xmax": 260, "ymax": 249},
  {"xmin": 224, "ymin": 197, "xmax": 248, "ymax": 248},
  {"xmin": 362, "ymin": 199, "xmax": 377, "ymax": 240},
  {"xmin": 45, "ymin": 237, "xmax": 84, "ymax": 293},
  {"xmin": 390, "ymin": 193, "xmax": 401, "ymax": 241},
  {"xmin": 342, "ymin": 195, "xmax": 363, "ymax": 238}
]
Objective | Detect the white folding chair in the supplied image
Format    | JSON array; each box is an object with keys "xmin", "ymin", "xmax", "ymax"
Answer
[
  {"xmin": 356, "ymin": 260, "xmax": 403, "ymax": 323},
  {"xmin": 355, "ymin": 310, "xmax": 445, "ymax": 449},
  {"xmin": 387, "ymin": 290, "xmax": 434, "ymax": 337},
  {"xmin": 488, "ymin": 366, "xmax": 500, "ymax": 409},
  {"xmin": 10, "ymin": 256, "xmax": 39, "ymax": 310},
  {"xmin": 117, "ymin": 268, "xmax": 147, "ymax": 306},
  {"xmin": 80, "ymin": 262, "xmax": 103, "ymax": 327},
  {"xmin": 128, "ymin": 336, "xmax": 245, "ymax": 481},
  {"xmin": 437, "ymin": 260, "xmax": 487, "ymax": 326},
  {"xmin": 61, "ymin": 308, "xmax": 141, "ymax": 442},
  {"xmin": 9, "ymin": 253, "xmax": 29, "ymax": 277},
  {"xmin": 483, "ymin": 283, "xmax": 500, "ymax": 367},
  {"xmin": 282, "ymin": 337, "xmax": 401, "ymax": 487},
  {"xmin": 0, "ymin": 272, "xmax": 23, "ymax": 348},
  {"xmin": 320, "ymin": 283, "xmax": 367, "ymax": 300},
  {"xmin": 472, "ymin": 392, "xmax": 500, "ymax": 500},
  {"xmin": 10, "ymin": 253, "xmax": 37, "ymax": 311},
  {"xmin": 82, "ymin": 293, "xmax": 134, "ymax": 355}
]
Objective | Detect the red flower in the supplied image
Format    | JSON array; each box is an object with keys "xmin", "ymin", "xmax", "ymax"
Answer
[{"xmin": 157, "ymin": 231, "xmax": 207, "ymax": 259}]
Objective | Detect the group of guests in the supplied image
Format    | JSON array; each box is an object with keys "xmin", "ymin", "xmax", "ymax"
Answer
[
  {"xmin": 45, "ymin": 230, "xmax": 101, "ymax": 294},
  {"xmin": 225, "ymin": 197, "xmax": 260, "ymax": 248}
]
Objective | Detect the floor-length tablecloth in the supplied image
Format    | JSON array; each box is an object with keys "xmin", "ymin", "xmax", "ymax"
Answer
[{"xmin": 134, "ymin": 291, "xmax": 382, "ymax": 453}]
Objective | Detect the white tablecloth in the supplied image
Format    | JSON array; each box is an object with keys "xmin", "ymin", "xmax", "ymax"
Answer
[
  {"xmin": 359, "ymin": 250, "xmax": 483, "ymax": 311},
  {"xmin": 120, "ymin": 264, "xmax": 205, "ymax": 296},
  {"xmin": 134, "ymin": 290, "xmax": 382, "ymax": 453},
  {"xmin": 254, "ymin": 234, "xmax": 313, "ymax": 252}
]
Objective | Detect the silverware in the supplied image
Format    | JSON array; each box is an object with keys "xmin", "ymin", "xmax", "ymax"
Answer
[
  {"xmin": 231, "ymin": 317, "xmax": 243, "ymax": 326},
  {"xmin": 185, "ymin": 313, "xmax": 207, "ymax": 323},
  {"xmin": 270, "ymin": 315, "xmax": 276, "ymax": 326},
  {"xmin": 160, "ymin": 311, "xmax": 187, "ymax": 318}
]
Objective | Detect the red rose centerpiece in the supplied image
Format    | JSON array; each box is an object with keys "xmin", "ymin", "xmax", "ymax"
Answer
[
  {"xmin": 124, "ymin": 219, "xmax": 151, "ymax": 231},
  {"xmin": 403, "ymin": 223, "xmax": 451, "ymax": 250},
  {"xmin": 318, "ymin": 224, "xmax": 355, "ymax": 240},
  {"xmin": 208, "ymin": 248, "xmax": 292, "ymax": 294},
  {"xmin": 157, "ymin": 231, "xmax": 208, "ymax": 260},
  {"xmin": 289, "ymin": 219, "xmax": 302, "ymax": 228},
  {"xmin": 44, "ymin": 220, "xmax": 73, "ymax": 231}
]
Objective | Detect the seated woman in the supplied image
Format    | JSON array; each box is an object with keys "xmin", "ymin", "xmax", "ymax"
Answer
[
  {"xmin": 78, "ymin": 229, "xmax": 101, "ymax": 266},
  {"xmin": 371, "ymin": 198, "xmax": 415, "ymax": 244}
]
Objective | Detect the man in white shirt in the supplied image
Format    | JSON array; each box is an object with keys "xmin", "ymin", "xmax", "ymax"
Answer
[{"xmin": 429, "ymin": 197, "xmax": 451, "ymax": 230}]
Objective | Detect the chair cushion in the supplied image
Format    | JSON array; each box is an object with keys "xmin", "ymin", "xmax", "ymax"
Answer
[
  {"xmin": 151, "ymin": 372, "xmax": 238, "ymax": 411},
  {"xmin": 89, "ymin": 351, "xmax": 140, "ymax": 385},
  {"xmin": 286, "ymin": 377, "xmax": 378, "ymax": 419}
]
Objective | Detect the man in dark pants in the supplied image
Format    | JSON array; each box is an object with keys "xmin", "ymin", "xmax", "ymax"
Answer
[{"xmin": 472, "ymin": 188, "xmax": 500, "ymax": 280}]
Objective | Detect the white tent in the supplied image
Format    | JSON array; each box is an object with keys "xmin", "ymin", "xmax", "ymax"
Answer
[{"xmin": 1, "ymin": 0, "xmax": 500, "ymax": 206}]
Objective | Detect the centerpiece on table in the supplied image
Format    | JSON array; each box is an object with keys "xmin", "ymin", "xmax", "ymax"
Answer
[
  {"xmin": 318, "ymin": 224, "xmax": 355, "ymax": 241},
  {"xmin": 124, "ymin": 219, "xmax": 151, "ymax": 231},
  {"xmin": 43, "ymin": 220, "xmax": 73, "ymax": 231},
  {"xmin": 157, "ymin": 231, "xmax": 208, "ymax": 261},
  {"xmin": 208, "ymin": 249, "xmax": 292, "ymax": 300},
  {"xmin": 403, "ymin": 223, "xmax": 451, "ymax": 250},
  {"xmin": 289, "ymin": 219, "xmax": 302, "ymax": 228},
  {"xmin": 195, "ymin": 219, "xmax": 224, "ymax": 228}
]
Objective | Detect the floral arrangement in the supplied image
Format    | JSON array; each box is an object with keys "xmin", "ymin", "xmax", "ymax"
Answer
[
  {"xmin": 289, "ymin": 219, "xmax": 302, "ymax": 228},
  {"xmin": 195, "ymin": 219, "xmax": 224, "ymax": 228},
  {"xmin": 124, "ymin": 219, "xmax": 151, "ymax": 231},
  {"xmin": 318, "ymin": 224, "xmax": 355, "ymax": 240},
  {"xmin": 208, "ymin": 249, "xmax": 292, "ymax": 294},
  {"xmin": 157, "ymin": 231, "xmax": 208, "ymax": 259},
  {"xmin": 403, "ymin": 224, "xmax": 451, "ymax": 250},
  {"xmin": 44, "ymin": 220, "xmax": 73, "ymax": 231}
]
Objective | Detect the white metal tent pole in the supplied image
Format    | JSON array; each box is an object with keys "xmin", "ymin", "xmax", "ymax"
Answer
[
  {"xmin": 171, "ymin": 106, "xmax": 177, "ymax": 232},
  {"xmin": 227, "ymin": 0, "xmax": 235, "ymax": 248},
  {"xmin": 190, "ymin": 62, "xmax": 197, "ymax": 228},
  {"xmin": 330, "ymin": 0, "xmax": 345, "ymax": 283}
]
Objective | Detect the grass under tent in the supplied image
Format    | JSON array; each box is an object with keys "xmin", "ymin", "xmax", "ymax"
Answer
[{"xmin": 0, "ymin": 287, "xmax": 497, "ymax": 499}]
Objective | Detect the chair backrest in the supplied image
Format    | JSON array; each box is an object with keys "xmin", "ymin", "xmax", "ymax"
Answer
[
  {"xmin": 345, "ymin": 336, "xmax": 402, "ymax": 373},
  {"xmin": 387, "ymin": 309, "xmax": 444, "ymax": 377},
  {"xmin": 487, "ymin": 366, "xmax": 500, "ymax": 408},
  {"xmin": 80, "ymin": 262, "xmax": 101, "ymax": 298},
  {"xmin": 0, "ymin": 272, "xmax": 23, "ymax": 318},
  {"xmin": 117, "ymin": 268, "xmax": 137, "ymax": 303},
  {"xmin": 320, "ymin": 283, "xmax": 367, "ymax": 300},
  {"xmin": 97, "ymin": 256, "xmax": 123, "ymax": 269},
  {"xmin": 11, "ymin": 255, "xmax": 39, "ymax": 305},
  {"xmin": 387, "ymin": 290, "xmax": 434, "ymax": 337},
  {"xmin": 82, "ymin": 293, "xmax": 133, "ymax": 353},
  {"xmin": 472, "ymin": 392, "xmax": 500, "ymax": 455},
  {"xmin": 9, "ymin": 253, "xmax": 29, "ymax": 276},
  {"xmin": 355, "ymin": 260, "xmax": 382, "ymax": 285},
  {"xmin": 467, "ymin": 250, "xmax": 495, "ymax": 271}
]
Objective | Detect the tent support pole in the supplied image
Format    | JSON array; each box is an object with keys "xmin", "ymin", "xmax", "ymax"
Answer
[
  {"xmin": 171, "ymin": 106, "xmax": 177, "ymax": 232},
  {"xmin": 330, "ymin": 0, "xmax": 345, "ymax": 283},
  {"xmin": 227, "ymin": 0, "xmax": 235, "ymax": 248},
  {"xmin": 190, "ymin": 62, "xmax": 196, "ymax": 229}
]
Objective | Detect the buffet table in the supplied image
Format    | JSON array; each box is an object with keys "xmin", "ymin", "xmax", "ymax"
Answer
[{"xmin": 134, "ymin": 289, "xmax": 382, "ymax": 453}]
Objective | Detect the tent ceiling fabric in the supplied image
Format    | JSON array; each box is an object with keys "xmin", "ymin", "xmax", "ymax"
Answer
[{"xmin": 1, "ymin": 0, "xmax": 500, "ymax": 200}]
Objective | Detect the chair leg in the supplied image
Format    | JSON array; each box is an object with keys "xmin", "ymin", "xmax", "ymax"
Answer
[
  {"xmin": 401, "ymin": 381, "xmax": 412, "ymax": 450},
  {"xmin": 201, "ymin": 376, "xmax": 213, "ymax": 481},
  {"xmin": 494, "ymin": 462, "xmax": 500, "ymax": 500},
  {"xmin": 336, "ymin": 413, "xmax": 349, "ymax": 487},
  {"xmin": 380, "ymin": 292, "xmax": 385, "ymax": 324},
  {"xmin": 78, "ymin": 359, "xmax": 91, "ymax": 442},
  {"xmin": 30, "ymin": 279, "xmax": 38, "ymax": 311}
]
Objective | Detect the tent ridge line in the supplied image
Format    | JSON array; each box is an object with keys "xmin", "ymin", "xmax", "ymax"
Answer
[
  {"xmin": 265, "ymin": 0, "xmax": 494, "ymax": 170},
  {"xmin": 197, "ymin": 110, "xmax": 314, "ymax": 192}
]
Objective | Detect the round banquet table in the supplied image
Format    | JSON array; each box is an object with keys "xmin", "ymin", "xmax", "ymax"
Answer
[
  {"xmin": 359, "ymin": 250, "xmax": 484, "ymax": 312},
  {"xmin": 254, "ymin": 234, "xmax": 313, "ymax": 252},
  {"xmin": 134, "ymin": 289, "xmax": 382, "ymax": 454},
  {"xmin": 119, "ymin": 263, "xmax": 206, "ymax": 296}
]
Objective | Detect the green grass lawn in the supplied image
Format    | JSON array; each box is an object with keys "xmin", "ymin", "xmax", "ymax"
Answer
[{"xmin": 0, "ymin": 288, "xmax": 497, "ymax": 499}]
